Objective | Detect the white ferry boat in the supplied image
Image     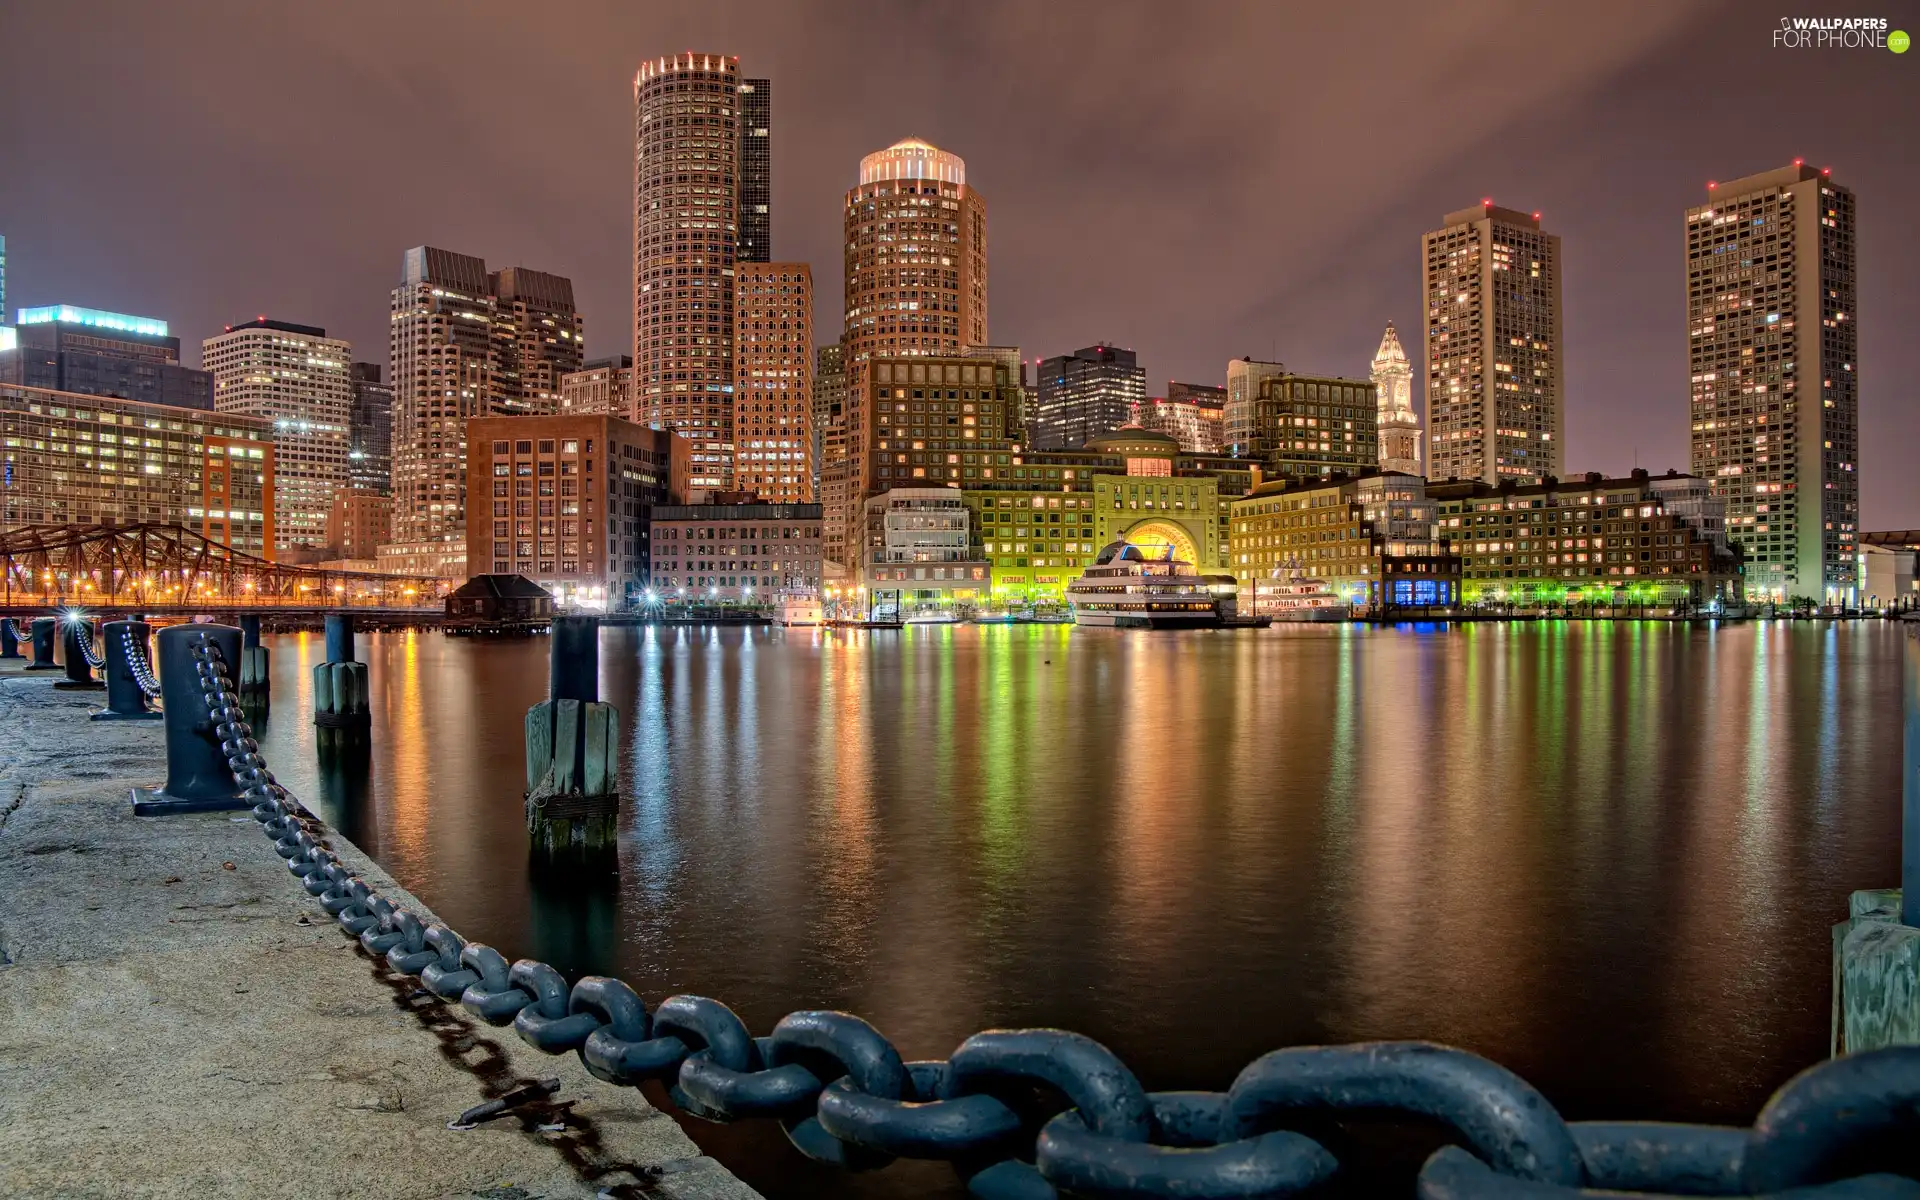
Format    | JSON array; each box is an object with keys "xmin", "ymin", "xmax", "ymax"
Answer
[
  {"xmin": 1066, "ymin": 541, "xmax": 1238, "ymax": 629},
  {"xmin": 777, "ymin": 595, "xmax": 823, "ymax": 626},
  {"xmin": 1251, "ymin": 563, "xmax": 1352, "ymax": 622}
]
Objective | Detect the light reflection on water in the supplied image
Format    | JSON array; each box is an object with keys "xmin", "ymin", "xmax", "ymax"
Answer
[{"xmin": 253, "ymin": 621, "xmax": 1902, "ymax": 1199}]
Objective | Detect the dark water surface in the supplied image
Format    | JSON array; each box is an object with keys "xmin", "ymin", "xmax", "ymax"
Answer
[{"xmin": 252, "ymin": 621, "xmax": 1903, "ymax": 1197}]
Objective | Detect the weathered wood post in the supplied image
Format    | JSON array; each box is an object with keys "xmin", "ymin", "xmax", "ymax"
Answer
[
  {"xmin": 54, "ymin": 618, "xmax": 104, "ymax": 691},
  {"xmin": 25, "ymin": 616, "xmax": 59, "ymax": 670},
  {"xmin": 237, "ymin": 614, "xmax": 269, "ymax": 708},
  {"xmin": 313, "ymin": 613, "xmax": 370, "ymax": 746},
  {"xmin": 525, "ymin": 615, "xmax": 619, "ymax": 857},
  {"xmin": 0, "ymin": 618, "xmax": 23, "ymax": 659},
  {"xmin": 132, "ymin": 623, "xmax": 249, "ymax": 815},
  {"xmin": 91, "ymin": 619, "xmax": 162, "ymax": 721}
]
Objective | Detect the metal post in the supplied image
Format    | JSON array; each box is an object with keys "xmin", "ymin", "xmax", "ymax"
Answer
[
  {"xmin": 54, "ymin": 619, "xmax": 103, "ymax": 690},
  {"xmin": 324, "ymin": 613, "xmax": 355, "ymax": 664},
  {"xmin": 93, "ymin": 620, "xmax": 161, "ymax": 721},
  {"xmin": 0, "ymin": 618, "xmax": 20, "ymax": 659},
  {"xmin": 26, "ymin": 617, "xmax": 59, "ymax": 670},
  {"xmin": 549, "ymin": 614, "xmax": 600, "ymax": 703},
  {"xmin": 1904, "ymin": 629, "xmax": 1919, "ymax": 928},
  {"xmin": 132, "ymin": 623, "xmax": 249, "ymax": 815}
]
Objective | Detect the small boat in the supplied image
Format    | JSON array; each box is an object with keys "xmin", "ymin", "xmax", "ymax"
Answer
[
  {"xmin": 1250, "ymin": 561, "xmax": 1352, "ymax": 622},
  {"xmin": 777, "ymin": 595, "xmax": 823, "ymax": 627},
  {"xmin": 1066, "ymin": 541, "xmax": 1239, "ymax": 629}
]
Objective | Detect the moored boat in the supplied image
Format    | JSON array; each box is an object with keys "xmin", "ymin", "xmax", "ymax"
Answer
[{"xmin": 1066, "ymin": 541, "xmax": 1239, "ymax": 629}]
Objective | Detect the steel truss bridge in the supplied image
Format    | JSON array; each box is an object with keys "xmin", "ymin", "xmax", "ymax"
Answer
[{"xmin": 0, "ymin": 523, "xmax": 450, "ymax": 616}]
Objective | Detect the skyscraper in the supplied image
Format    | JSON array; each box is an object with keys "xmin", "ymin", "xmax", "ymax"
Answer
[
  {"xmin": 347, "ymin": 362, "xmax": 392, "ymax": 495},
  {"xmin": 1225, "ymin": 358, "xmax": 1285, "ymax": 457},
  {"xmin": 1033, "ymin": 344, "xmax": 1146, "ymax": 449},
  {"xmin": 1687, "ymin": 163, "xmax": 1857, "ymax": 602},
  {"xmin": 828, "ymin": 137, "xmax": 988, "ymax": 564},
  {"xmin": 1423, "ymin": 201, "xmax": 1562, "ymax": 484},
  {"xmin": 633, "ymin": 52, "xmax": 742, "ymax": 493},
  {"xmin": 0, "ymin": 233, "xmax": 7, "ymax": 324},
  {"xmin": 389, "ymin": 246, "xmax": 580, "ymax": 548},
  {"xmin": 559, "ymin": 357, "xmax": 634, "ymax": 417},
  {"xmin": 733, "ymin": 262, "xmax": 813, "ymax": 502},
  {"xmin": 1371, "ymin": 322, "xmax": 1422, "ymax": 477},
  {"xmin": 2, "ymin": 306, "xmax": 213, "ymax": 409},
  {"xmin": 739, "ymin": 78, "xmax": 772, "ymax": 264},
  {"xmin": 203, "ymin": 318, "xmax": 353, "ymax": 553},
  {"xmin": 811, "ymin": 341, "xmax": 845, "ymax": 495}
]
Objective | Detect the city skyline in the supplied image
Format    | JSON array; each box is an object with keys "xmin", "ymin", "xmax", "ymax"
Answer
[{"xmin": 0, "ymin": 3, "xmax": 1913, "ymax": 523}]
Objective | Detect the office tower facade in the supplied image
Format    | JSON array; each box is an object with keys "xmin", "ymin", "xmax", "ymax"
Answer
[
  {"xmin": 1225, "ymin": 358, "xmax": 1286, "ymax": 457},
  {"xmin": 633, "ymin": 52, "xmax": 741, "ymax": 493},
  {"xmin": 739, "ymin": 78, "xmax": 772, "ymax": 263},
  {"xmin": 811, "ymin": 341, "xmax": 846, "ymax": 494},
  {"xmin": 0, "ymin": 384, "xmax": 274, "ymax": 554},
  {"xmin": 733, "ymin": 262, "xmax": 813, "ymax": 502},
  {"xmin": 490, "ymin": 267, "xmax": 583, "ymax": 414},
  {"xmin": 1033, "ymin": 345, "xmax": 1146, "ymax": 449},
  {"xmin": 326, "ymin": 489, "xmax": 391, "ymax": 560},
  {"xmin": 560, "ymin": 356, "xmax": 635, "ymax": 417},
  {"xmin": 0, "ymin": 233, "xmax": 7, "ymax": 322},
  {"xmin": 203, "ymin": 318, "xmax": 354, "ymax": 554},
  {"xmin": 1135, "ymin": 384, "xmax": 1226, "ymax": 454},
  {"xmin": 1371, "ymin": 321, "xmax": 1422, "ymax": 477},
  {"xmin": 1423, "ymin": 201, "xmax": 1563, "ymax": 484},
  {"xmin": 2, "ymin": 306, "xmax": 213, "ymax": 410},
  {"xmin": 389, "ymin": 246, "xmax": 580, "ymax": 548},
  {"xmin": 1687, "ymin": 163, "xmax": 1857, "ymax": 602},
  {"xmin": 1253, "ymin": 372, "xmax": 1380, "ymax": 480},
  {"xmin": 347, "ymin": 362, "xmax": 392, "ymax": 495}
]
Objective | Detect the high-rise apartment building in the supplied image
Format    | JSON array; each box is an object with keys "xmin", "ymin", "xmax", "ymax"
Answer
[
  {"xmin": 2, "ymin": 306, "xmax": 213, "ymax": 410},
  {"xmin": 1032, "ymin": 344, "xmax": 1145, "ymax": 450},
  {"xmin": 732, "ymin": 262, "xmax": 812, "ymax": 502},
  {"xmin": 389, "ymin": 246, "xmax": 580, "ymax": 548},
  {"xmin": 347, "ymin": 362, "xmax": 391, "ymax": 495},
  {"xmin": 560, "ymin": 356, "xmax": 634, "ymax": 417},
  {"xmin": 1225, "ymin": 358, "xmax": 1285, "ymax": 457},
  {"xmin": 633, "ymin": 52, "xmax": 742, "ymax": 492},
  {"xmin": 203, "ymin": 318, "xmax": 353, "ymax": 554},
  {"xmin": 739, "ymin": 78, "xmax": 772, "ymax": 264},
  {"xmin": 1371, "ymin": 322, "xmax": 1422, "ymax": 477},
  {"xmin": 490, "ymin": 267, "xmax": 583, "ymax": 414},
  {"xmin": 830, "ymin": 138, "xmax": 988, "ymax": 563},
  {"xmin": 1423, "ymin": 202, "xmax": 1563, "ymax": 484},
  {"xmin": 1687, "ymin": 163, "xmax": 1857, "ymax": 603}
]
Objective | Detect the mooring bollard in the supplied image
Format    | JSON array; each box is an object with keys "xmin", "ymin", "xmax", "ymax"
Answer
[
  {"xmin": 54, "ymin": 618, "xmax": 105, "ymax": 691},
  {"xmin": 313, "ymin": 612, "xmax": 369, "ymax": 742},
  {"xmin": 92, "ymin": 619, "xmax": 163, "ymax": 722},
  {"xmin": 131, "ymin": 623, "xmax": 250, "ymax": 815},
  {"xmin": 237, "ymin": 614, "xmax": 269, "ymax": 706},
  {"xmin": 525, "ymin": 614, "xmax": 619, "ymax": 856},
  {"xmin": 0, "ymin": 618, "xmax": 22, "ymax": 660},
  {"xmin": 25, "ymin": 616, "xmax": 59, "ymax": 670}
]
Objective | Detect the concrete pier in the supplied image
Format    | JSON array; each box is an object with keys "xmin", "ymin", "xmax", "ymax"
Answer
[{"xmin": 0, "ymin": 664, "xmax": 756, "ymax": 1200}]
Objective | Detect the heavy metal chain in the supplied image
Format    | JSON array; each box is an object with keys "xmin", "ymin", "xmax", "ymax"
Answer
[
  {"xmin": 75, "ymin": 620, "xmax": 105, "ymax": 670},
  {"xmin": 123, "ymin": 627, "xmax": 162, "ymax": 699},
  {"xmin": 184, "ymin": 633, "xmax": 1920, "ymax": 1199}
]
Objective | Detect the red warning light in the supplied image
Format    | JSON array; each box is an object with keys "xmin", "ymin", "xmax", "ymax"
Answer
[
  {"xmin": 1481, "ymin": 197, "xmax": 1492, "ymax": 207},
  {"xmin": 1707, "ymin": 181, "xmax": 1718, "ymax": 189},
  {"xmin": 1793, "ymin": 157, "xmax": 1804, "ymax": 166}
]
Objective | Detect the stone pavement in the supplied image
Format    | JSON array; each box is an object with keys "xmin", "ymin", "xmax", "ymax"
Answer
[{"xmin": 0, "ymin": 662, "xmax": 760, "ymax": 1200}]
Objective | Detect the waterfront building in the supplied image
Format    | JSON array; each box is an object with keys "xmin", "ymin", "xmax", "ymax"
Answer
[
  {"xmin": 1858, "ymin": 542, "xmax": 1916, "ymax": 611},
  {"xmin": 389, "ymin": 246, "xmax": 580, "ymax": 552},
  {"xmin": 861, "ymin": 488, "xmax": 991, "ymax": 609},
  {"xmin": 732, "ymin": 262, "xmax": 813, "ymax": 502},
  {"xmin": 1, "ymin": 306, "xmax": 212, "ymax": 410},
  {"xmin": 1423, "ymin": 202, "xmax": 1562, "ymax": 484},
  {"xmin": 466, "ymin": 413, "xmax": 680, "ymax": 608},
  {"xmin": 0, "ymin": 383, "xmax": 274, "ymax": 555},
  {"xmin": 374, "ymin": 540, "xmax": 467, "ymax": 580},
  {"xmin": 1371, "ymin": 322, "xmax": 1422, "ymax": 476},
  {"xmin": 811, "ymin": 342, "xmax": 845, "ymax": 496},
  {"xmin": 325, "ymin": 488, "xmax": 391, "ymax": 560},
  {"xmin": 1033, "ymin": 344, "xmax": 1146, "ymax": 450},
  {"xmin": 559, "ymin": 356, "xmax": 634, "ymax": 418},
  {"xmin": 1253, "ymin": 371, "xmax": 1379, "ymax": 479},
  {"xmin": 1687, "ymin": 163, "xmax": 1857, "ymax": 603},
  {"xmin": 203, "ymin": 318, "xmax": 353, "ymax": 554},
  {"xmin": 649, "ymin": 500, "xmax": 823, "ymax": 601},
  {"xmin": 738, "ymin": 77, "xmax": 772, "ymax": 264},
  {"xmin": 1426, "ymin": 469, "xmax": 1742, "ymax": 605},
  {"xmin": 835, "ymin": 138, "xmax": 988, "ymax": 560},
  {"xmin": 1230, "ymin": 471, "xmax": 1458, "ymax": 611},
  {"xmin": 1136, "ymin": 382, "xmax": 1226, "ymax": 453},
  {"xmin": 1224, "ymin": 357, "xmax": 1285, "ymax": 457},
  {"xmin": 347, "ymin": 362, "xmax": 391, "ymax": 495},
  {"xmin": 633, "ymin": 52, "xmax": 742, "ymax": 490}
]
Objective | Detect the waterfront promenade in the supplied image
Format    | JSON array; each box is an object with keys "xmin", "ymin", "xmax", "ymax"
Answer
[{"xmin": 0, "ymin": 664, "xmax": 757, "ymax": 1200}]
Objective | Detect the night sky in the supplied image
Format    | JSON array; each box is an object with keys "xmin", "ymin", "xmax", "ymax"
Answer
[{"xmin": 2, "ymin": 2, "xmax": 1915, "ymax": 520}]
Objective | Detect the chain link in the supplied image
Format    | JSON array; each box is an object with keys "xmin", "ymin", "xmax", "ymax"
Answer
[
  {"xmin": 181, "ymin": 632, "xmax": 1920, "ymax": 1199},
  {"xmin": 123, "ymin": 627, "xmax": 162, "ymax": 699},
  {"xmin": 72, "ymin": 618, "xmax": 104, "ymax": 669}
]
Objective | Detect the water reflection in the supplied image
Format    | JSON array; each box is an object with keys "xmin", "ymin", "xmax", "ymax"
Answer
[{"xmin": 252, "ymin": 621, "xmax": 1905, "ymax": 1200}]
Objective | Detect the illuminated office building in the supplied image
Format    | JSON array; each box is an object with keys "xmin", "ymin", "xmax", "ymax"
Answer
[
  {"xmin": 347, "ymin": 362, "xmax": 392, "ymax": 495},
  {"xmin": 739, "ymin": 77, "xmax": 772, "ymax": 264},
  {"xmin": 1033, "ymin": 344, "xmax": 1145, "ymax": 450},
  {"xmin": 2, "ymin": 305, "xmax": 212, "ymax": 410},
  {"xmin": 560, "ymin": 356, "xmax": 634, "ymax": 418},
  {"xmin": 733, "ymin": 262, "xmax": 812, "ymax": 502}
]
